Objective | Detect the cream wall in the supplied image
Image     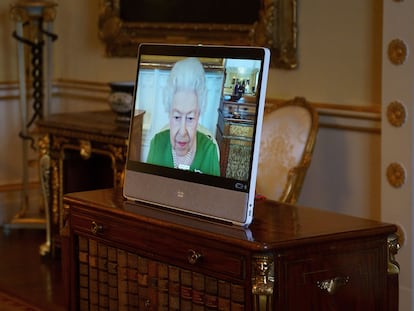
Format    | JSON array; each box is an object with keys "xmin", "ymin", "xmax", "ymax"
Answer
[
  {"xmin": 382, "ymin": 1, "xmax": 414, "ymax": 309},
  {"xmin": 1, "ymin": 0, "xmax": 410, "ymax": 309},
  {"xmin": 271, "ymin": 1, "xmax": 382, "ymax": 105},
  {"xmin": 0, "ymin": 0, "xmax": 382, "ymax": 216},
  {"xmin": 50, "ymin": 0, "xmax": 383, "ymax": 218},
  {"xmin": 53, "ymin": 0, "xmax": 381, "ymax": 103}
]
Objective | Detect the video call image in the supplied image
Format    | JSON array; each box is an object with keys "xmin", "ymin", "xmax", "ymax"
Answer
[{"xmin": 129, "ymin": 55, "xmax": 263, "ymax": 182}]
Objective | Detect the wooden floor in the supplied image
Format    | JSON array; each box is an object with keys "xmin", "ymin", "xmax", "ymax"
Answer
[{"xmin": 0, "ymin": 228, "xmax": 66, "ymax": 311}]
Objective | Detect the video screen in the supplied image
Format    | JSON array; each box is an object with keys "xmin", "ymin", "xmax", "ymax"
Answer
[{"xmin": 128, "ymin": 55, "xmax": 263, "ymax": 186}]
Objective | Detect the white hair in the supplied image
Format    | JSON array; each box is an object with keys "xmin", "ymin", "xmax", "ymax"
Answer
[{"xmin": 163, "ymin": 57, "xmax": 207, "ymax": 114}]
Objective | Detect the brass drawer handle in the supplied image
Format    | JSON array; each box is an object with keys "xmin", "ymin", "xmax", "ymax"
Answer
[
  {"xmin": 317, "ymin": 276, "xmax": 350, "ymax": 295},
  {"xmin": 187, "ymin": 249, "xmax": 203, "ymax": 265},
  {"xmin": 90, "ymin": 221, "xmax": 103, "ymax": 235}
]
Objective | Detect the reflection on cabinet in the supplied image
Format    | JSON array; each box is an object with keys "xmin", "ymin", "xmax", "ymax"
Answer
[{"xmin": 62, "ymin": 188, "xmax": 399, "ymax": 311}]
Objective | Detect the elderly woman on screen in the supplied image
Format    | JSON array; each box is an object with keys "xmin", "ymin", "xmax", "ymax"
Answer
[{"xmin": 146, "ymin": 57, "xmax": 220, "ymax": 176}]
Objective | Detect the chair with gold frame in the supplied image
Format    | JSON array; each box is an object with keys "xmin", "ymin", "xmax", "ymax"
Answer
[{"xmin": 256, "ymin": 97, "xmax": 318, "ymax": 204}]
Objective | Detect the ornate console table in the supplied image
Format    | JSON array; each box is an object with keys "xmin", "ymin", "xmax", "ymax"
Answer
[
  {"xmin": 62, "ymin": 188, "xmax": 399, "ymax": 311},
  {"xmin": 36, "ymin": 110, "xmax": 143, "ymax": 257}
]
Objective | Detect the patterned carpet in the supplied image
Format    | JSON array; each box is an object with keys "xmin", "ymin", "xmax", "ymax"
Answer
[{"xmin": 0, "ymin": 290, "xmax": 44, "ymax": 311}]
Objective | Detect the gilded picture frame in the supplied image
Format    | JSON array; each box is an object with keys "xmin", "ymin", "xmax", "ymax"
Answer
[{"xmin": 98, "ymin": 0, "xmax": 297, "ymax": 69}]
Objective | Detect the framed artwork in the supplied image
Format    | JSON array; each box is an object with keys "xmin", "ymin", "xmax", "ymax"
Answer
[{"xmin": 98, "ymin": 0, "xmax": 297, "ymax": 68}]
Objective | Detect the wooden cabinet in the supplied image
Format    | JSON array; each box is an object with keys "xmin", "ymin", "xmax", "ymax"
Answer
[
  {"xmin": 36, "ymin": 110, "xmax": 143, "ymax": 256},
  {"xmin": 62, "ymin": 188, "xmax": 399, "ymax": 311},
  {"xmin": 278, "ymin": 240, "xmax": 387, "ymax": 310}
]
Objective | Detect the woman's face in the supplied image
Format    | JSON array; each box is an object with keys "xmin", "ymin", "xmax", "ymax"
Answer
[{"xmin": 169, "ymin": 90, "xmax": 200, "ymax": 156}]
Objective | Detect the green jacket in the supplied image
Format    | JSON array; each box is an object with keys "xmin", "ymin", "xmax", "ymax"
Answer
[{"xmin": 147, "ymin": 129, "xmax": 220, "ymax": 176}]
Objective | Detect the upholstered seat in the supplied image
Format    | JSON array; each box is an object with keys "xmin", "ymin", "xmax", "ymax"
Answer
[{"xmin": 256, "ymin": 97, "xmax": 318, "ymax": 204}]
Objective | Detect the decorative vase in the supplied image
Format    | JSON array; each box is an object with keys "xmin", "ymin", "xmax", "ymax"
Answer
[{"xmin": 108, "ymin": 81, "xmax": 135, "ymax": 123}]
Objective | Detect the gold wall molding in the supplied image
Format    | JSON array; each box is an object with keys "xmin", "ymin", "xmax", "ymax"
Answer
[
  {"xmin": 0, "ymin": 181, "xmax": 40, "ymax": 193},
  {"xmin": 0, "ymin": 79, "xmax": 109, "ymax": 103},
  {"xmin": 0, "ymin": 81, "xmax": 20, "ymax": 100},
  {"xmin": 53, "ymin": 79, "xmax": 109, "ymax": 102},
  {"xmin": 266, "ymin": 98, "xmax": 381, "ymax": 133},
  {"xmin": 387, "ymin": 39, "xmax": 408, "ymax": 65},
  {"xmin": 387, "ymin": 100, "xmax": 406, "ymax": 127},
  {"xmin": 386, "ymin": 162, "xmax": 406, "ymax": 188},
  {"xmin": 0, "ymin": 80, "xmax": 382, "ymax": 133}
]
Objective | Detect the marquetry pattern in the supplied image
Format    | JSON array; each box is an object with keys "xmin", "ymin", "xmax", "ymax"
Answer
[{"xmin": 77, "ymin": 236, "xmax": 245, "ymax": 311}]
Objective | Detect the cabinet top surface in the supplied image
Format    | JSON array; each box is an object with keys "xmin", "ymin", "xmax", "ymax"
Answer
[
  {"xmin": 64, "ymin": 188, "xmax": 396, "ymax": 250},
  {"xmin": 36, "ymin": 110, "xmax": 130, "ymax": 138}
]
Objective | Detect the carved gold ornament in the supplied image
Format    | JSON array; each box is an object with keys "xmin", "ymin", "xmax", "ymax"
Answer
[
  {"xmin": 386, "ymin": 162, "xmax": 406, "ymax": 188},
  {"xmin": 386, "ymin": 101, "xmax": 406, "ymax": 127},
  {"xmin": 252, "ymin": 254, "xmax": 274, "ymax": 309},
  {"xmin": 387, "ymin": 39, "xmax": 408, "ymax": 65},
  {"xmin": 79, "ymin": 140, "xmax": 92, "ymax": 160},
  {"xmin": 387, "ymin": 233, "xmax": 400, "ymax": 274}
]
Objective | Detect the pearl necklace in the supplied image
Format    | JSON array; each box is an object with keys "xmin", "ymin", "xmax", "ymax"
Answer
[{"xmin": 172, "ymin": 149, "xmax": 193, "ymax": 170}]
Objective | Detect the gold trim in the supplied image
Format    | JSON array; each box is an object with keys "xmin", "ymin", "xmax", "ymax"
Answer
[
  {"xmin": 387, "ymin": 233, "xmax": 400, "ymax": 275},
  {"xmin": 53, "ymin": 78, "xmax": 109, "ymax": 103},
  {"xmin": 57, "ymin": 143, "xmax": 119, "ymax": 231},
  {"xmin": 387, "ymin": 101, "xmax": 406, "ymax": 127},
  {"xmin": 252, "ymin": 253, "xmax": 274, "ymax": 310},
  {"xmin": 0, "ymin": 181, "xmax": 40, "ymax": 192},
  {"xmin": 0, "ymin": 80, "xmax": 383, "ymax": 133},
  {"xmin": 41, "ymin": 126, "xmax": 126, "ymax": 146},
  {"xmin": 386, "ymin": 162, "xmax": 406, "ymax": 188},
  {"xmin": 318, "ymin": 111, "xmax": 380, "ymax": 121},
  {"xmin": 10, "ymin": 1, "xmax": 57, "ymax": 22},
  {"xmin": 52, "ymin": 93, "xmax": 108, "ymax": 103},
  {"xmin": 54, "ymin": 78, "xmax": 110, "ymax": 91},
  {"xmin": 98, "ymin": 0, "xmax": 297, "ymax": 69},
  {"xmin": 51, "ymin": 156, "xmax": 59, "ymax": 226},
  {"xmin": 266, "ymin": 98, "xmax": 381, "ymax": 114},
  {"xmin": 0, "ymin": 80, "xmax": 381, "ymax": 114},
  {"xmin": 387, "ymin": 39, "xmax": 408, "ymax": 65},
  {"xmin": 266, "ymin": 98, "xmax": 381, "ymax": 133},
  {"xmin": 79, "ymin": 140, "xmax": 92, "ymax": 160},
  {"xmin": 38, "ymin": 134, "xmax": 51, "ymax": 256},
  {"xmin": 319, "ymin": 123, "xmax": 381, "ymax": 134}
]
